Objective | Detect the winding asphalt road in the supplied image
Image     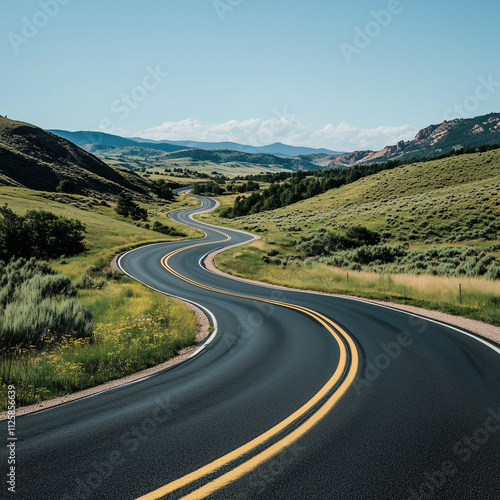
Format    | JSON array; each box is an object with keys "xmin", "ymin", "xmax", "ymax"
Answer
[{"xmin": 10, "ymin": 195, "xmax": 500, "ymax": 499}]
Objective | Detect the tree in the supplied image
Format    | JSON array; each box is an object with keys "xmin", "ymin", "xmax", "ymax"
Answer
[
  {"xmin": 151, "ymin": 179, "xmax": 174, "ymax": 200},
  {"xmin": 0, "ymin": 205, "xmax": 87, "ymax": 261},
  {"xmin": 115, "ymin": 193, "xmax": 148, "ymax": 221}
]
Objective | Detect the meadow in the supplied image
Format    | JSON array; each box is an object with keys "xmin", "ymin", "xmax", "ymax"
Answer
[
  {"xmin": 198, "ymin": 150, "xmax": 500, "ymax": 325},
  {"xmin": 0, "ymin": 187, "xmax": 203, "ymax": 408}
]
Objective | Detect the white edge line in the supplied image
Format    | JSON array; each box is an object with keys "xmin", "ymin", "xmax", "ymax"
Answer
[
  {"xmin": 117, "ymin": 247, "xmax": 219, "ymax": 360},
  {"xmin": 188, "ymin": 206, "xmax": 500, "ymax": 358},
  {"xmin": 31, "ymin": 202, "xmax": 221, "ymax": 414}
]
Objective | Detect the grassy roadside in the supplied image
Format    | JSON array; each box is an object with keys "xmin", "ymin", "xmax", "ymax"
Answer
[
  {"xmin": 195, "ymin": 151, "xmax": 500, "ymax": 326},
  {"xmin": 214, "ymin": 241, "xmax": 500, "ymax": 325},
  {"xmin": 0, "ymin": 187, "xmax": 204, "ymax": 409}
]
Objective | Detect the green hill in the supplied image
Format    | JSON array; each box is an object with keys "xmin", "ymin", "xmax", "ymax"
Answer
[
  {"xmin": 202, "ymin": 149, "xmax": 500, "ymax": 324},
  {"xmin": 229, "ymin": 148, "xmax": 500, "ymax": 243},
  {"xmin": 0, "ymin": 117, "xmax": 152, "ymax": 198}
]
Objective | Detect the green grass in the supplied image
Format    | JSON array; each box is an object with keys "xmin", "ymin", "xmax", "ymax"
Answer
[
  {"xmin": 1, "ymin": 281, "xmax": 198, "ymax": 408},
  {"xmin": 0, "ymin": 186, "xmax": 203, "ymax": 277},
  {"xmin": 216, "ymin": 242, "xmax": 500, "ymax": 325},
  {"xmin": 0, "ymin": 187, "xmax": 204, "ymax": 408},
  {"xmin": 197, "ymin": 150, "xmax": 500, "ymax": 325}
]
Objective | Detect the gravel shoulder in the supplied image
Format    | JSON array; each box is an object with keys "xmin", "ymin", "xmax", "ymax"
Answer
[
  {"xmin": 5, "ymin": 211, "xmax": 498, "ymax": 419},
  {"xmin": 204, "ymin": 248, "xmax": 500, "ymax": 345},
  {"xmin": 0, "ymin": 301, "xmax": 210, "ymax": 420}
]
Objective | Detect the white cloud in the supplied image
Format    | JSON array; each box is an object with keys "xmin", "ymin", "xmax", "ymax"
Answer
[{"xmin": 135, "ymin": 118, "xmax": 417, "ymax": 152}]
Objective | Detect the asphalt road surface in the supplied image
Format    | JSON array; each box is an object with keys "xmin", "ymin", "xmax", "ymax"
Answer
[{"xmin": 10, "ymin": 195, "xmax": 500, "ymax": 500}]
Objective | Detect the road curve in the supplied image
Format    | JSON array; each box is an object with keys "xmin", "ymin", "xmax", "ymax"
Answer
[{"xmin": 10, "ymin": 195, "xmax": 500, "ymax": 500}]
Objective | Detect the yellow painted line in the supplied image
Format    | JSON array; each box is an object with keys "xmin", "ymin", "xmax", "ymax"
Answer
[
  {"xmin": 136, "ymin": 228, "xmax": 359, "ymax": 500},
  {"xmin": 181, "ymin": 324, "xmax": 358, "ymax": 500}
]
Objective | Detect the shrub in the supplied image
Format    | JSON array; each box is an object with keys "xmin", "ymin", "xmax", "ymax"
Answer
[
  {"xmin": 152, "ymin": 221, "xmax": 186, "ymax": 237},
  {"xmin": 115, "ymin": 193, "xmax": 148, "ymax": 221},
  {"xmin": 75, "ymin": 274, "xmax": 106, "ymax": 290},
  {"xmin": 0, "ymin": 259, "xmax": 93, "ymax": 350},
  {"xmin": 0, "ymin": 205, "xmax": 87, "ymax": 261},
  {"xmin": 486, "ymin": 263, "xmax": 500, "ymax": 280}
]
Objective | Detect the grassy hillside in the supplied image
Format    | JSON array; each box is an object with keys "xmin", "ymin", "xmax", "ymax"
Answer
[
  {"xmin": 198, "ymin": 149, "xmax": 500, "ymax": 324},
  {"xmin": 0, "ymin": 187, "xmax": 204, "ymax": 407},
  {"xmin": 209, "ymin": 149, "xmax": 500, "ymax": 243},
  {"xmin": 0, "ymin": 187, "xmax": 201, "ymax": 269},
  {"xmin": 0, "ymin": 117, "xmax": 153, "ymax": 198}
]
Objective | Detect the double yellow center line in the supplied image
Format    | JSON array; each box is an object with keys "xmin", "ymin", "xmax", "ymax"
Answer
[{"xmin": 136, "ymin": 227, "xmax": 359, "ymax": 499}]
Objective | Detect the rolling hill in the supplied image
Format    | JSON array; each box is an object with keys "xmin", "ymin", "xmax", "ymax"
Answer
[
  {"xmin": 0, "ymin": 117, "xmax": 152, "ymax": 198},
  {"xmin": 329, "ymin": 113, "xmax": 500, "ymax": 167},
  {"xmin": 228, "ymin": 148, "xmax": 500, "ymax": 244},
  {"xmin": 50, "ymin": 130, "xmax": 340, "ymax": 158}
]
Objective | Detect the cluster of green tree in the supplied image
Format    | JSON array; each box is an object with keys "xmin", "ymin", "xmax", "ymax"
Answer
[
  {"xmin": 115, "ymin": 193, "xmax": 148, "ymax": 220},
  {"xmin": 192, "ymin": 181, "xmax": 226, "ymax": 196},
  {"xmin": 226, "ymin": 180, "xmax": 260, "ymax": 193},
  {"xmin": 165, "ymin": 167, "xmax": 229, "ymax": 181},
  {"xmin": 0, "ymin": 205, "xmax": 87, "ymax": 261},
  {"xmin": 192, "ymin": 180, "xmax": 261, "ymax": 197},
  {"xmin": 296, "ymin": 226, "xmax": 382, "ymax": 257},
  {"xmin": 222, "ymin": 143, "xmax": 500, "ymax": 217},
  {"xmin": 150, "ymin": 179, "xmax": 174, "ymax": 200},
  {"xmin": 151, "ymin": 221, "xmax": 186, "ymax": 237},
  {"xmin": 0, "ymin": 258, "xmax": 94, "ymax": 351}
]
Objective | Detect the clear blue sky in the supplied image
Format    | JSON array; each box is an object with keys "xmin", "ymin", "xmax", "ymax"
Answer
[{"xmin": 2, "ymin": 0, "xmax": 499, "ymax": 150}]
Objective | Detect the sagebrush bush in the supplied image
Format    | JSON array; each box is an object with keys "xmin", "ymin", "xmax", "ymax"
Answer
[{"xmin": 0, "ymin": 258, "xmax": 94, "ymax": 350}]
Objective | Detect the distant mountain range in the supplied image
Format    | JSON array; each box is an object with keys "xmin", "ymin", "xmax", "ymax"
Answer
[
  {"xmin": 48, "ymin": 130, "xmax": 191, "ymax": 154},
  {"xmin": 48, "ymin": 130, "xmax": 341, "ymax": 158},
  {"xmin": 0, "ymin": 118, "xmax": 152, "ymax": 197},
  {"xmin": 132, "ymin": 139, "xmax": 341, "ymax": 157},
  {"xmin": 2, "ymin": 113, "xmax": 497, "ymax": 198},
  {"xmin": 328, "ymin": 113, "xmax": 500, "ymax": 167}
]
